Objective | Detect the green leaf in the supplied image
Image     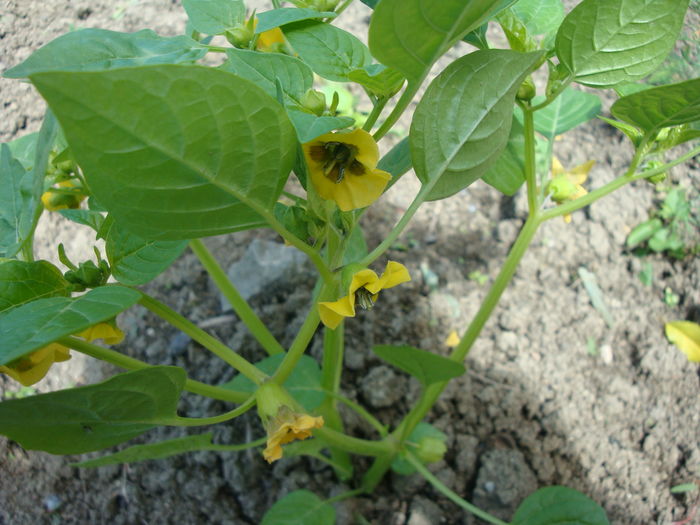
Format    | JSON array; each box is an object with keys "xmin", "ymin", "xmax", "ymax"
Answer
[
  {"xmin": 74, "ymin": 432, "xmax": 215, "ymax": 467},
  {"xmin": 6, "ymin": 133, "xmax": 38, "ymax": 170},
  {"xmin": 256, "ymin": 8, "xmax": 336, "ymax": 33},
  {"xmin": 343, "ymin": 225, "xmax": 368, "ymax": 265},
  {"xmin": 348, "ymin": 64, "xmax": 405, "ymax": 97},
  {"xmin": 359, "ymin": 0, "xmax": 379, "ymax": 8},
  {"xmin": 0, "ymin": 286, "xmax": 141, "ymax": 366},
  {"xmin": 182, "ymin": 0, "xmax": 245, "ymax": 34},
  {"xmin": 368, "ymin": 0, "xmax": 504, "ymax": 81},
  {"xmin": 373, "ymin": 345, "xmax": 465, "ymax": 386},
  {"xmin": 529, "ymin": 88, "xmax": 601, "ymax": 139},
  {"xmin": 378, "ymin": 137, "xmax": 412, "ymax": 191},
  {"xmin": 391, "ymin": 422, "xmax": 447, "ymax": 475},
  {"xmin": 220, "ymin": 49, "xmax": 313, "ymax": 106},
  {"xmin": 411, "ymin": 49, "xmax": 543, "ymax": 200},
  {"xmin": 261, "ymin": 490, "xmax": 335, "ymax": 525},
  {"xmin": 223, "ymin": 354, "xmax": 323, "ymax": 412},
  {"xmin": 58, "ymin": 209, "xmax": 105, "ymax": 232},
  {"xmin": 283, "ymin": 21, "xmax": 371, "ymax": 82},
  {"xmin": 0, "ymin": 367, "xmax": 186, "ymax": 454},
  {"xmin": 482, "ymin": 117, "xmax": 526, "ymax": 195},
  {"xmin": 0, "ymin": 259, "xmax": 71, "ymax": 314},
  {"xmin": 106, "ymin": 221, "xmax": 187, "ymax": 286},
  {"xmin": 512, "ymin": 486, "xmax": 610, "ymax": 525},
  {"xmin": 611, "ymin": 78, "xmax": 700, "ymax": 135},
  {"xmin": 287, "ymin": 110, "xmax": 354, "ymax": 143},
  {"xmin": 670, "ymin": 483, "xmax": 699, "ymax": 494},
  {"xmin": 30, "ymin": 65, "xmax": 297, "ymax": 240},
  {"xmin": 555, "ymin": 0, "xmax": 689, "ymax": 88},
  {"xmin": 511, "ymin": 0, "xmax": 564, "ymax": 37},
  {"xmin": 4, "ymin": 29, "xmax": 207, "ymax": 78},
  {"xmin": 463, "ymin": 23, "xmax": 490, "ymax": 50},
  {"xmin": 598, "ymin": 116, "xmax": 642, "ymax": 144},
  {"xmin": 0, "ymin": 144, "xmax": 32, "ymax": 258},
  {"xmin": 626, "ymin": 218, "xmax": 663, "ymax": 248}
]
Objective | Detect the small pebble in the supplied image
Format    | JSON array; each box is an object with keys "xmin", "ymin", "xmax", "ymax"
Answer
[{"xmin": 43, "ymin": 494, "xmax": 62, "ymax": 512}]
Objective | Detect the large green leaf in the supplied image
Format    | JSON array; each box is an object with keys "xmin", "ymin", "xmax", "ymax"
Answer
[
  {"xmin": 0, "ymin": 367, "xmax": 186, "ymax": 454},
  {"xmin": 0, "ymin": 144, "xmax": 32, "ymax": 258},
  {"xmin": 482, "ymin": 117, "xmax": 526, "ymax": 196},
  {"xmin": 373, "ymin": 345, "xmax": 465, "ymax": 386},
  {"xmin": 0, "ymin": 259, "xmax": 71, "ymax": 314},
  {"xmin": 411, "ymin": 50, "xmax": 542, "ymax": 200},
  {"xmin": 261, "ymin": 490, "xmax": 335, "ymax": 525},
  {"xmin": 0, "ymin": 286, "xmax": 141, "ymax": 366},
  {"xmin": 30, "ymin": 66, "xmax": 297, "ymax": 240},
  {"xmin": 348, "ymin": 64, "xmax": 405, "ymax": 97},
  {"xmin": 75, "ymin": 432, "xmax": 215, "ymax": 467},
  {"xmin": 512, "ymin": 486, "xmax": 609, "ymax": 525},
  {"xmin": 511, "ymin": 0, "xmax": 564, "ymax": 37},
  {"xmin": 220, "ymin": 49, "xmax": 313, "ymax": 106},
  {"xmin": 6, "ymin": 133, "xmax": 38, "ymax": 170},
  {"xmin": 255, "ymin": 8, "xmax": 336, "ymax": 33},
  {"xmin": 182, "ymin": 0, "xmax": 245, "ymax": 34},
  {"xmin": 368, "ymin": 0, "xmax": 504, "ymax": 81},
  {"xmin": 283, "ymin": 21, "xmax": 371, "ymax": 82},
  {"xmin": 106, "ymin": 221, "xmax": 187, "ymax": 286},
  {"xmin": 555, "ymin": 0, "xmax": 689, "ymax": 88},
  {"xmin": 378, "ymin": 137, "xmax": 412, "ymax": 191},
  {"xmin": 526, "ymin": 87, "xmax": 601, "ymax": 139},
  {"xmin": 224, "ymin": 354, "xmax": 323, "ymax": 412},
  {"xmin": 4, "ymin": 29, "xmax": 207, "ymax": 78},
  {"xmin": 611, "ymin": 78, "xmax": 700, "ymax": 135}
]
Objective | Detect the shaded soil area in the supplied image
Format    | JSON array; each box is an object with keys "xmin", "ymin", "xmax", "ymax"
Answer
[{"xmin": 1, "ymin": 1, "xmax": 699, "ymax": 524}]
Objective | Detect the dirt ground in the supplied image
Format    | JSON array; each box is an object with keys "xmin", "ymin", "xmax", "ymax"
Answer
[{"xmin": 1, "ymin": 1, "xmax": 699, "ymax": 524}]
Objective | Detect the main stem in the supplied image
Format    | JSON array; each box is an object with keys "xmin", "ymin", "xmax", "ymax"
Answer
[{"xmin": 189, "ymin": 239, "xmax": 285, "ymax": 356}]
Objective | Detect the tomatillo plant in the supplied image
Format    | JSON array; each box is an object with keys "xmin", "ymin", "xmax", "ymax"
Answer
[{"xmin": 1, "ymin": 0, "xmax": 699, "ymax": 523}]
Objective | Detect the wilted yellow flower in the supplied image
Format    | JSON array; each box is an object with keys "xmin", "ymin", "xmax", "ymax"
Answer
[
  {"xmin": 263, "ymin": 406, "xmax": 324, "ymax": 463},
  {"xmin": 319, "ymin": 261, "xmax": 410, "ymax": 329},
  {"xmin": 547, "ymin": 157, "xmax": 594, "ymax": 223},
  {"xmin": 303, "ymin": 129, "xmax": 391, "ymax": 212},
  {"xmin": 0, "ymin": 343, "xmax": 71, "ymax": 386},
  {"xmin": 41, "ymin": 179, "xmax": 86, "ymax": 211},
  {"xmin": 77, "ymin": 321, "xmax": 125, "ymax": 345}
]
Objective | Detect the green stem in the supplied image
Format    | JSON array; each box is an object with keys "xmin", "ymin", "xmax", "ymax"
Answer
[
  {"xmin": 206, "ymin": 436, "xmax": 267, "ymax": 452},
  {"xmin": 167, "ymin": 396, "xmax": 256, "ymax": 426},
  {"xmin": 407, "ymin": 453, "xmax": 510, "ymax": 525},
  {"xmin": 271, "ymin": 302, "xmax": 322, "ymax": 384},
  {"xmin": 138, "ymin": 293, "xmax": 266, "ymax": 385},
  {"xmin": 529, "ymin": 75, "xmax": 573, "ymax": 112},
  {"xmin": 522, "ymin": 104, "xmax": 539, "ymax": 211},
  {"xmin": 333, "ymin": 0, "xmax": 354, "ymax": 17},
  {"xmin": 373, "ymin": 80, "xmax": 419, "ymax": 141},
  {"xmin": 314, "ymin": 427, "xmax": 393, "ymax": 456},
  {"xmin": 314, "ymin": 388, "xmax": 387, "ymax": 437},
  {"xmin": 189, "ymin": 239, "xmax": 285, "ymax": 356},
  {"xmin": 58, "ymin": 336, "xmax": 249, "ymax": 403},
  {"xmin": 204, "ymin": 45, "xmax": 229, "ymax": 53},
  {"xmin": 362, "ymin": 97, "xmax": 389, "ymax": 133},
  {"xmin": 325, "ymin": 488, "xmax": 365, "ymax": 505}
]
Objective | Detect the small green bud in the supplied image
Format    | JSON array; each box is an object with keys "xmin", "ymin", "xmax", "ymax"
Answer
[
  {"xmin": 301, "ymin": 89, "xmax": 327, "ymax": 116},
  {"xmin": 64, "ymin": 259, "xmax": 110, "ymax": 289},
  {"xmin": 225, "ymin": 24, "xmax": 255, "ymax": 48},
  {"xmin": 546, "ymin": 63, "xmax": 571, "ymax": 99},
  {"xmin": 644, "ymin": 160, "xmax": 667, "ymax": 185},
  {"xmin": 516, "ymin": 76, "xmax": 536, "ymax": 102},
  {"xmin": 415, "ymin": 436, "xmax": 447, "ymax": 464},
  {"xmin": 547, "ymin": 175, "xmax": 579, "ymax": 202}
]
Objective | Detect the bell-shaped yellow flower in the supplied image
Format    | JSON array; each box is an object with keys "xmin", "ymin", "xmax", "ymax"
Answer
[
  {"xmin": 257, "ymin": 26, "xmax": 286, "ymax": 52},
  {"xmin": 547, "ymin": 157, "xmax": 594, "ymax": 223},
  {"xmin": 319, "ymin": 261, "xmax": 410, "ymax": 329},
  {"xmin": 303, "ymin": 129, "xmax": 391, "ymax": 212},
  {"xmin": 41, "ymin": 179, "xmax": 86, "ymax": 211},
  {"xmin": 263, "ymin": 406, "xmax": 325, "ymax": 463},
  {"xmin": 0, "ymin": 343, "xmax": 71, "ymax": 387},
  {"xmin": 77, "ymin": 320, "xmax": 125, "ymax": 345}
]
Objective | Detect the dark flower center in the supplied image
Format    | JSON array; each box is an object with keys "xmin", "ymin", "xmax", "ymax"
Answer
[{"xmin": 309, "ymin": 142, "xmax": 366, "ymax": 183}]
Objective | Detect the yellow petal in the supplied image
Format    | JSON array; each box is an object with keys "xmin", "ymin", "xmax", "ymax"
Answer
[
  {"xmin": 319, "ymin": 294, "xmax": 356, "ymax": 329},
  {"xmin": 328, "ymin": 168, "xmax": 390, "ymax": 212},
  {"xmin": 78, "ymin": 322, "xmax": 125, "ymax": 345},
  {"xmin": 563, "ymin": 213, "xmax": 572, "ymax": 223},
  {"xmin": 367, "ymin": 260, "xmax": 411, "ymax": 293},
  {"xmin": 257, "ymin": 27, "xmax": 285, "ymax": 50},
  {"xmin": 0, "ymin": 343, "xmax": 71, "ymax": 386},
  {"xmin": 569, "ymin": 160, "xmax": 595, "ymax": 184},
  {"xmin": 444, "ymin": 331, "xmax": 460, "ymax": 347},
  {"xmin": 348, "ymin": 269, "xmax": 379, "ymax": 295},
  {"xmin": 665, "ymin": 321, "xmax": 700, "ymax": 362},
  {"xmin": 551, "ymin": 157, "xmax": 565, "ymax": 177}
]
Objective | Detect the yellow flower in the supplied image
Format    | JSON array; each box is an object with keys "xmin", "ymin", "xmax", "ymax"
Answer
[
  {"xmin": 41, "ymin": 179, "xmax": 86, "ymax": 211},
  {"xmin": 0, "ymin": 343, "xmax": 71, "ymax": 387},
  {"xmin": 263, "ymin": 406, "xmax": 324, "ymax": 463},
  {"xmin": 547, "ymin": 157, "xmax": 594, "ymax": 223},
  {"xmin": 319, "ymin": 261, "xmax": 410, "ymax": 329},
  {"xmin": 0, "ymin": 321, "xmax": 124, "ymax": 386},
  {"xmin": 665, "ymin": 321, "xmax": 700, "ymax": 362},
  {"xmin": 77, "ymin": 321, "xmax": 125, "ymax": 345},
  {"xmin": 444, "ymin": 331, "xmax": 460, "ymax": 347},
  {"xmin": 303, "ymin": 129, "xmax": 391, "ymax": 212},
  {"xmin": 257, "ymin": 26, "xmax": 286, "ymax": 52}
]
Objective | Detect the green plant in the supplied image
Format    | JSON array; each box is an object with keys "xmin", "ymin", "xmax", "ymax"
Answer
[{"xmin": 1, "ymin": 0, "xmax": 699, "ymax": 523}]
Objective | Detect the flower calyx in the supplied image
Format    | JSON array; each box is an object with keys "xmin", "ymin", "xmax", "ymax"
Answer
[{"xmin": 546, "ymin": 157, "xmax": 594, "ymax": 223}]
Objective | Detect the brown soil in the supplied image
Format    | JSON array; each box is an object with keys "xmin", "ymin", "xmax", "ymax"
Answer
[{"xmin": 1, "ymin": 1, "xmax": 699, "ymax": 524}]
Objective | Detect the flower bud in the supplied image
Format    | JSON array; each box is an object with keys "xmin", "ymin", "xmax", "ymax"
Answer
[
  {"xmin": 225, "ymin": 24, "xmax": 255, "ymax": 48},
  {"xmin": 301, "ymin": 89, "xmax": 327, "ymax": 116},
  {"xmin": 415, "ymin": 436, "xmax": 447, "ymax": 464},
  {"xmin": 256, "ymin": 381, "xmax": 295, "ymax": 423},
  {"xmin": 516, "ymin": 76, "xmax": 536, "ymax": 102},
  {"xmin": 547, "ymin": 175, "xmax": 579, "ymax": 202}
]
